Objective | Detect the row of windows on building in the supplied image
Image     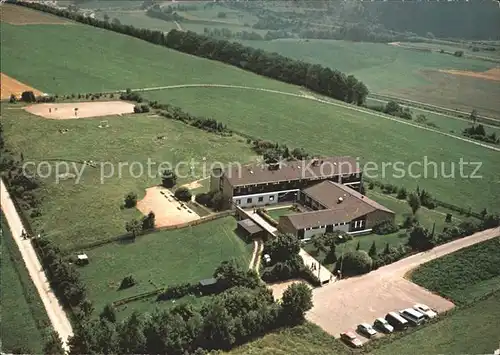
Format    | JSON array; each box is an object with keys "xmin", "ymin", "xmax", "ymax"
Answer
[
  {"xmin": 235, "ymin": 195, "xmax": 275, "ymax": 205},
  {"xmin": 303, "ymin": 219, "xmax": 365, "ymax": 231},
  {"xmin": 304, "ymin": 221, "xmax": 348, "ymax": 231}
]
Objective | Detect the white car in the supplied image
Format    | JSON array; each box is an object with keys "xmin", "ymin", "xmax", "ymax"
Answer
[
  {"xmin": 414, "ymin": 304, "xmax": 438, "ymax": 319},
  {"xmin": 374, "ymin": 317, "xmax": 394, "ymax": 333},
  {"xmin": 357, "ymin": 323, "xmax": 377, "ymax": 337}
]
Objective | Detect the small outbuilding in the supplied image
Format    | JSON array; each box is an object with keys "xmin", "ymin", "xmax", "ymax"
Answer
[
  {"xmin": 199, "ymin": 277, "xmax": 219, "ymax": 295},
  {"xmin": 237, "ymin": 218, "xmax": 265, "ymax": 240},
  {"xmin": 76, "ymin": 253, "xmax": 89, "ymax": 265}
]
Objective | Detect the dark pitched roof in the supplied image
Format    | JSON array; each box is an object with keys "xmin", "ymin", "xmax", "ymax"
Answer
[
  {"xmin": 224, "ymin": 156, "xmax": 360, "ymax": 187},
  {"xmin": 302, "ymin": 181, "xmax": 394, "ymax": 214},
  {"xmin": 237, "ymin": 219, "xmax": 264, "ymax": 235},
  {"xmin": 281, "ymin": 181, "xmax": 394, "ymax": 230}
]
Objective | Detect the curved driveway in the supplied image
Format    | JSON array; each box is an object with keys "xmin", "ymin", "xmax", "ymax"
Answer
[{"xmin": 306, "ymin": 227, "xmax": 500, "ymax": 338}]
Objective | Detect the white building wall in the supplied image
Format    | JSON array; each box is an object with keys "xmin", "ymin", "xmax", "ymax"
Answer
[
  {"xmin": 233, "ymin": 189, "xmax": 299, "ymax": 208},
  {"xmin": 303, "ymin": 227, "xmax": 326, "ymax": 240},
  {"xmin": 300, "ymin": 222, "xmax": 349, "ymax": 241},
  {"xmin": 333, "ymin": 223, "xmax": 350, "ymax": 233}
]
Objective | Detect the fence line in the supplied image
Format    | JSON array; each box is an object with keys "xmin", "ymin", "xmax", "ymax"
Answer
[{"xmin": 67, "ymin": 210, "xmax": 236, "ymax": 252}]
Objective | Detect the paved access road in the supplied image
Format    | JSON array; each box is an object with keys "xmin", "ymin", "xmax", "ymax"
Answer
[
  {"xmin": 1, "ymin": 180, "xmax": 73, "ymax": 349},
  {"xmin": 307, "ymin": 227, "xmax": 500, "ymax": 338}
]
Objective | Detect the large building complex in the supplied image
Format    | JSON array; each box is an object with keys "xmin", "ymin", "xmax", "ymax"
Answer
[
  {"xmin": 279, "ymin": 180, "xmax": 395, "ymax": 240},
  {"xmin": 210, "ymin": 156, "xmax": 362, "ymax": 209},
  {"xmin": 211, "ymin": 156, "xmax": 395, "ymax": 240}
]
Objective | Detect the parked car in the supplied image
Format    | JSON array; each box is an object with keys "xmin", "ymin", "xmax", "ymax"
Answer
[
  {"xmin": 374, "ymin": 317, "xmax": 394, "ymax": 333},
  {"xmin": 385, "ymin": 312, "xmax": 409, "ymax": 330},
  {"xmin": 400, "ymin": 308, "xmax": 426, "ymax": 326},
  {"xmin": 357, "ymin": 323, "xmax": 377, "ymax": 337},
  {"xmin": 340, "ymin": 331, "xmax": 363, "ymax": 348},
  {"xmin": 414, "ymin": 303, "xmax": 438, "ymax": 319}
]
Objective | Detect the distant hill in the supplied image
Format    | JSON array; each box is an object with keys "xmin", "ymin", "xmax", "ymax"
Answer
[{"xmin": 363, "ymin": 0, "xmax": 500, "ymax": 41}]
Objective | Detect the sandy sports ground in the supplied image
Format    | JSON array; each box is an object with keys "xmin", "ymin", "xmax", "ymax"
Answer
[
  {"xmin": 1, "ymin": 3, "xmax": 70, "ymax": 25},
  {"xmin": 24, "ymin": 101, "xmax": 135, "ymax": 119},
  {"xmin": 137, "ymin": 186, "xmax": 200, "ymax": 228},
  {"xmin": 438, "ymin": 67, "xmax": 500, "ymax": 82},
  {"xmin": 0, "ymin": 73, "xmax": 43, "ymax": 100}
]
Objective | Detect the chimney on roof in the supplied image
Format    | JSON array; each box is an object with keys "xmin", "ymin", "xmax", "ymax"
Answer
[{"xmin": 338, "ymin": 197, "xmax": 343, "ymax": 204}]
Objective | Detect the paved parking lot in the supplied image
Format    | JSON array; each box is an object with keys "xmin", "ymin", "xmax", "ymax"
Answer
[
  {"xmin": 306, "ymin": 228, "xmax": 500, "ymax": 339},
  {"xmin": 308, "ymin": 276, "xmax": 454, "ymax": 341}
]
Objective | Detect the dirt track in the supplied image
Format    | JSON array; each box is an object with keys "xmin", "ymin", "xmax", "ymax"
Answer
[
  {"xmin": 0, "ymin": 73, "xmax": 43, "ymax": 100},
  {"xmin": 438, "ymin": 68, "xmax": 500, "ymax": 82},
  {"xmin": 307, "ymin": 227, "xmax": 500, "ymax": 338},
  {"xmin": 0, "ymin": 179, "xmax": 73, "ymax": 349}
]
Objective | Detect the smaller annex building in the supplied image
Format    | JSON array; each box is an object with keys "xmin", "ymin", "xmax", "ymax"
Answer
[{"xmin": 279, "ymin": 180, "xmax": 395, "ymax": 240}]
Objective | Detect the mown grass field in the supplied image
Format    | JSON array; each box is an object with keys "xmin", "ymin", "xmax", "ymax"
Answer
[
  {"xmin": 144, "ymin": 87, "xmax": 500, "ymax": 214},
  {"xmin": 239, "ymin": 39, "xmax": 500, "ymax": 118},
  {"xmin": 0, "ymin": 212, "xmax": 50, "ymax": 354},
  {"xmin": 225, "ymin": 322, "xmax": 348, "ymax": 355},
  {"xmin": 0, "ymin": 22, "xmax": 302, "ymax": 95},
  {"xmin": 79, "ymin": 216, "xmax": 252, "ymax": 313},
  {"xmin": 1, "ymin": 105, "xmax": 255, "ymax": 249},
  {"xmin": 411, "ymin": 237, "xmax": 500, "ymax": 305}
]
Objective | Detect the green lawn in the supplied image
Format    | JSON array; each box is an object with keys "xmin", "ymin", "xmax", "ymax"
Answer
[
  {"xmin": 237, "ymin": 39, "xmax": 500, "ymax": 118},
  {"xmin": 365, "ymin": 189, "xmax": 462, "ymax": 232},
  {"xmin": 0, "ymin": 212, "xmax": 51, "ymax": 354},
  {"xmin": 265, "ymin": 206, "xmax": 295, "ymax": 221},
  {"xmin": 410, "ymin": 237, "xmax": 500, "ymax": 305},
  {"xmin": 373, "ymin": 291, "xmax": 500, "ymax": 355},
  {"xmin": 144, "ymin": 87, "xmax": 500, "ymax": 214},
  {"xmin": 78, "ymin": 216, "xmax": 253, "ymax": 313},
  {"xmin": 115, "ymin": 293, "xmax": 212, "ymax": 322},
  {"xmin": 225, "ymin": 322, "xmax": 348, "ymax": 355},
  {"xmin": 0, "ymin": 22, "xmax": 303, "ymax": 95},
  {"xmin": 1, "ymin": 106, "xmax": 255, "ymax": 249}
]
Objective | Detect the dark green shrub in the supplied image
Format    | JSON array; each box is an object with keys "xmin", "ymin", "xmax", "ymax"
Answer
[
  {"xmin": 373, "ymin": 220, "xmax": 399, "ymax": 235},
  {"xmin": 336, "ymin": 250, "xmax": 373, "ymax": 277},
  {"xmin": 124, "ymin": 192, "xmax": 138, "ymax": 208},
  {"xmin": 119, "ymin": 275, "xmax": 136, "ymax": 289}
]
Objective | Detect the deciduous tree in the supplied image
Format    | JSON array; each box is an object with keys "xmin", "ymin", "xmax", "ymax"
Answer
[{"xmin": 281, "ymin": 282, "xmax": 313, "ymax": 323}]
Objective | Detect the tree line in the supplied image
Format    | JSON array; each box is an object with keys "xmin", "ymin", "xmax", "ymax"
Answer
[
  {"xmin": 165, "ymin": 29, "xmax": 369, "ymax": 105},
  {"xmin": 11, "ymin": 1, "xmax": 369, "ymax": 106}
]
